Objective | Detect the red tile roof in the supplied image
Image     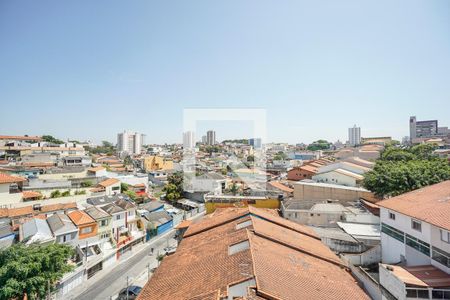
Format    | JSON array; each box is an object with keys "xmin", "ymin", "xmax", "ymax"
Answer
[
  {"xmin": 0, "ymin": 173, "xmax": 26, "ymax": 184},
  {"xmin": 268, "ymin": 181, "xmax": 293, "ymax": 193},
  {"xmin": 22, "ymin": 191, "xmax": 42, "ymax": 199},
  {"xmin": 98, "ymin": 178, "xmax": 120, "ymax": 187},
  {"xmin": 137, "ymin": 207, "xmax": 368, "ymax": 300},
  {"xmin": 378, "ymin": 180, "xmax": 450, "ymax": 231},
  {"xmin": 0, "ymin": 135, "xmax": 42, "ymax": 141},
  {"xmin": 68, "ymin": 210, "xmax": 95, "ymax": 226}
]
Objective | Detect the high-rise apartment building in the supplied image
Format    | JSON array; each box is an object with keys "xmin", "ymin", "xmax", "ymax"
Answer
[
  {"xmin": 348, "ymin": 125, "xmax": 361, "ymax": 146},
  {"xmin": 410, "ymin": 116, "xmax": 438, "ymax": 141},
  {"xmin": 248, "ymin": 138, "xmax": 262, "ymax": 149},
  {"xmin": 183, "ymin": 131, "xmax": 195, "ymax": 149},
  {"xmin": 206, "ymin": 130, "xmax": 216, "ymax": 145},
  {"xmin": 117, "ymin": 130, "xmax": 145, "ymax": 155}
]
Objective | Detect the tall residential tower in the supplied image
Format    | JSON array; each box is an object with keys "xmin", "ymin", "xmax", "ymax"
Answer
[{"xmin": 117, "ymin": 130, "xmax": 145, "ymax": 155}]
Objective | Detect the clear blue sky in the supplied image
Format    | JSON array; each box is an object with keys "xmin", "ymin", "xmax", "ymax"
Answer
[{"xmin": 1, "ymin": 0, "xmax": 449, "ymax": 144}]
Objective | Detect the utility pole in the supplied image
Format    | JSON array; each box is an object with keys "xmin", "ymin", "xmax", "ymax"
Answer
[{"xmin": 147, "ymin": 263, "xmax": 150, "ymax": 280}]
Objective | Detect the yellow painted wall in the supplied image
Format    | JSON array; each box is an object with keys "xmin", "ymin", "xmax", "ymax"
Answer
[
  {"xmin": 144, "ymin": 156, "xmax": 173, "ymax": 172},
  {"xmin": 205, "ymin": 198, "xmax": 280, "ymax": 214}
]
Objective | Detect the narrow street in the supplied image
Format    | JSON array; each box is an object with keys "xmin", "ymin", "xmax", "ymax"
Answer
[
  {"xmin": 71, "ymin": 231, "xmax": 176, "ymax": 300},
  {"xmin": 68, "ymin": 212, "xmax": 204, "ymax": 300}
]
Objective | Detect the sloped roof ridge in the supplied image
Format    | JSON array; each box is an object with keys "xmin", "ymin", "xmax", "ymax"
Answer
[
  {"xmin": 248, "ymin": 207, "xmax": 320, "ymax": 241},
  {"xmin": 248, "ymin": 228, "xmax": 346, "ymax": 269}
]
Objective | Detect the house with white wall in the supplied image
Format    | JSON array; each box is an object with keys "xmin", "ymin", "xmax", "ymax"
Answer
[
  {"xmin": 377, "ymin": 181, "xmax": 450, "ymax": 299},
  {"xmin": 0, "ymin": 173, "xmax": 26, "ymax": 206},
  {"xmin": 312, "ymin": 168, "xmax": 364, "ymax": 187}
]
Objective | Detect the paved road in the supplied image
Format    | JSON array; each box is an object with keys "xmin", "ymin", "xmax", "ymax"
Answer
[{"xmin": 72, "ymin": 231, "xmax": 176, "ymax": 300}]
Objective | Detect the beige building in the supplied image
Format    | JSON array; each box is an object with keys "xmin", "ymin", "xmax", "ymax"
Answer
[
  {"xmin": 143, "ymin": 156, "xmax": 173, "ymax": 172},
  {"xmin": 293, "ymin": 181, "xmax": 377, "ymax": 204}
]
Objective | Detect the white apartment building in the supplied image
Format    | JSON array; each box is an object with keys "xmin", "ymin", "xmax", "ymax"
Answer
[
  {"xmin": 183, "ymin": 131, "xmax": 195, "ymax": 149},
  {"xmin": 348, "ymin": 125, "xmax": 361, "ymax": 146},
  {"xmin": 206, "ymin": 130, "xmax": 216, "ymax": 145},
  {"xmin": 378, "ymin": 181, "xmax": 450, "ymax": 299},
  {"xmin": 117, "ymin": 130, "xmax": 145, "ymax": 155}
]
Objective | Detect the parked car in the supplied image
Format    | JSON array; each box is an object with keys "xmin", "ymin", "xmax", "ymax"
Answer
[
  {"xmin": 118, "ymin": 285, "xmax": 142, "ymax": 300},
  {"xmin": 163, "ymin": 246, "xmax": 177, "ymax": 255}
]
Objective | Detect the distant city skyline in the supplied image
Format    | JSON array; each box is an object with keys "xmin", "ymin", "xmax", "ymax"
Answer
[{"xmin": 1, "ymin": 1, "xmax": 450, "ymax": 144}]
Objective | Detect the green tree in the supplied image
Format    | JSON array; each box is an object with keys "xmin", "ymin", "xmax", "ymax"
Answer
[
  {"xmin": 363, "ymin": 159, "xmax": 450, "ymax": 198},
  {"xmin": 0, "ymin": 243, "xmax": 75, "ymax": 300},
  {"xmin": 381, "ymin": 147, "xmax": 416, "ymax": 162},
  {"xmin": 50, "ymin": 190, "xmax": 61, "ymax": 198},
  {"xmin": 125, "ymin": 190, "xmax": 138, "ymax": 201},
  {"xmin": 42, "ymin": 135, "xmax": 64, "ymax": 144},
  {"xmin": 307, "ymin": 140, "xmax": 330, "ymax": 151},
  {"xmin": 123, "ymin": 155, "xmax": 133, "ymax": 166},
  {"xmin": 61, "ymin": 190, "xmax": 71, "ymax": 197},
  {"xmin": 163, "ymin": 183, "xmax": 181, "ymax": 201},
  {"xmin": 410, "ymin": 143, "xmax": 438, "ymax": 160},
  {"xmin": 230, "ymin": 182, "xmax": 239, "ymax": 196},
  {"xmin": 80, "ymin": 180, "xmax": 93, "ymax": 188},
  {"xmin": 121, "ymin": 182, "xmax": 130, "ymax": 192},
  {"xmin": 247, "ymin": 155, "xmax": 255, "ymax": 162}
]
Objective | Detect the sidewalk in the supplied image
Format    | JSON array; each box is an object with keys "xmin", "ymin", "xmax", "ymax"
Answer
[
  {"xmin": 63, "ymin": 211, "xmax": 205, "ymax": 300},
  {"xmin": 63, "ymin": 229, "xmax": 175, "ymax": 300}
]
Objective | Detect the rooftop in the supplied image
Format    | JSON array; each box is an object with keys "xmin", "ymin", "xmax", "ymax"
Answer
[
  {"xmin": 378, "ymin": 180, "xmax": 450, "ymax": 231},
  {"xmin": 137, "ymin": 206, "xmax": 369, "ymax": 300},
  {"xmin": 381, "ymin": 264, "xmax": 450, "ymax": 288},
  {"xmin": 98, "ymin": 178, "xmax": 120, "ymax": 187},
  {"xmin": 46, "ymin": 213, "xmax": 77, "ymax": 235},
  {"xmin": 68, "ymin": 210, "xmax": 95, "ymax": 226},
  {"xmin": 0, "ymin": 173, "xmax": 26, "ymax": 184},
  {"xmin": 85, "ymin": 206, "xmax": 110, "ymax": 220}
]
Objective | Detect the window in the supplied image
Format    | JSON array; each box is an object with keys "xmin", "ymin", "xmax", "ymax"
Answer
[
  {"xmin": 81, "ymin": 227, "xmax": 92, "ymax": 234},
  {"xmin": 128, "ymin": 211, "xmax": 134, "ymax": 217},
  {"xmin": 432, "ymin": 246, "xmax": 450, "ymax": 268},
  {"xmin": 406, "ymin": 234, "xmax": 430, "ymax": 256},
  {"xmin": 236, "ymin": 220, "xmax": 252, "ymax": 230},
  {"xmin": 100, "ymin": 220, "xmax": 108, "ymax": 227},
  {"xmin": 112, "ymin": 186, "xmax": 120, "ymax": 191},
  {"xmin": 228, "ymin": 240, "xmax": 249, "ymax": 255},
  {"xmin": 389, "ymin": 212, "xmax": 396, "ymax": 220},
  {"xmin": 63, "ymin": 234, "xmax": 72, "ymax": 242},
  {"xmin": 381, "ymin": 223, "xmax": 404, "ymax": 243},
  {"xmin": 440, "ymin": 229, "xmax": 450, "ymax": 243},
  {"xmin": 411, "ymin": 219, "xmax": 422, "ymax": 232},
  {"xmin": 116, "ymin": 214, "xmax": 121, "ymax": 220}
]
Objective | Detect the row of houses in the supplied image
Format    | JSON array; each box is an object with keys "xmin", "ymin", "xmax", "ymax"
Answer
[
  {"xmin": 287, "ymin": 156, "xmax": 375, "ymax": 187},
  {"xmin": 0, "ymin": 189, "xmax": 181, "ymax": 297}
]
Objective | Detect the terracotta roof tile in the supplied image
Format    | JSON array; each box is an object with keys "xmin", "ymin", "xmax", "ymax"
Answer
[
  {"xmin": 378, "ymin": 181, "xmax": 450, "ymax": 231},
  {"xmin": 268, "ymin": 181, "xmax": 294, "ymax": 193},
  {"xmin": 137, "ymin": 207, "xmax": 368, "ymax": 300},
  {"xmin": 7, "ymin": 206, "xmax": 34, "ymax": 218},
  {"xmin": 22, "ymin": 191, "xmax": 41, "ymax": 199},
  {"xmin": 87, "ymin": 166, "xmax": 105, "ymax": 172},
  {"xmin": 68, "ymin": 210, "xmax": 95, "ymax": 226},
  {"xmin": 40, "ymin": 202, "xmax": 77, "ymax": 213},
  {"xmin": 98, "ymin": 178, "xmax": 120, "ymax": 187},
  {"xmin": 248, "ymin": 231, "xmax": 370, "ymax": 300},
  {"xmin": 0, "ymin": 173, "xmax": 26, "ymax": 184}
]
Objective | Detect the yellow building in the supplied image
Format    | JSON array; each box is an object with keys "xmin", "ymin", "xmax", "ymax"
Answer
[
  {"xmin": 144, "ymin": 156, "xmax": 173, "ymax": 172},
  {"xmin": 204, "ymin": 195, "xmax": 280, "ymax": 214}
]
